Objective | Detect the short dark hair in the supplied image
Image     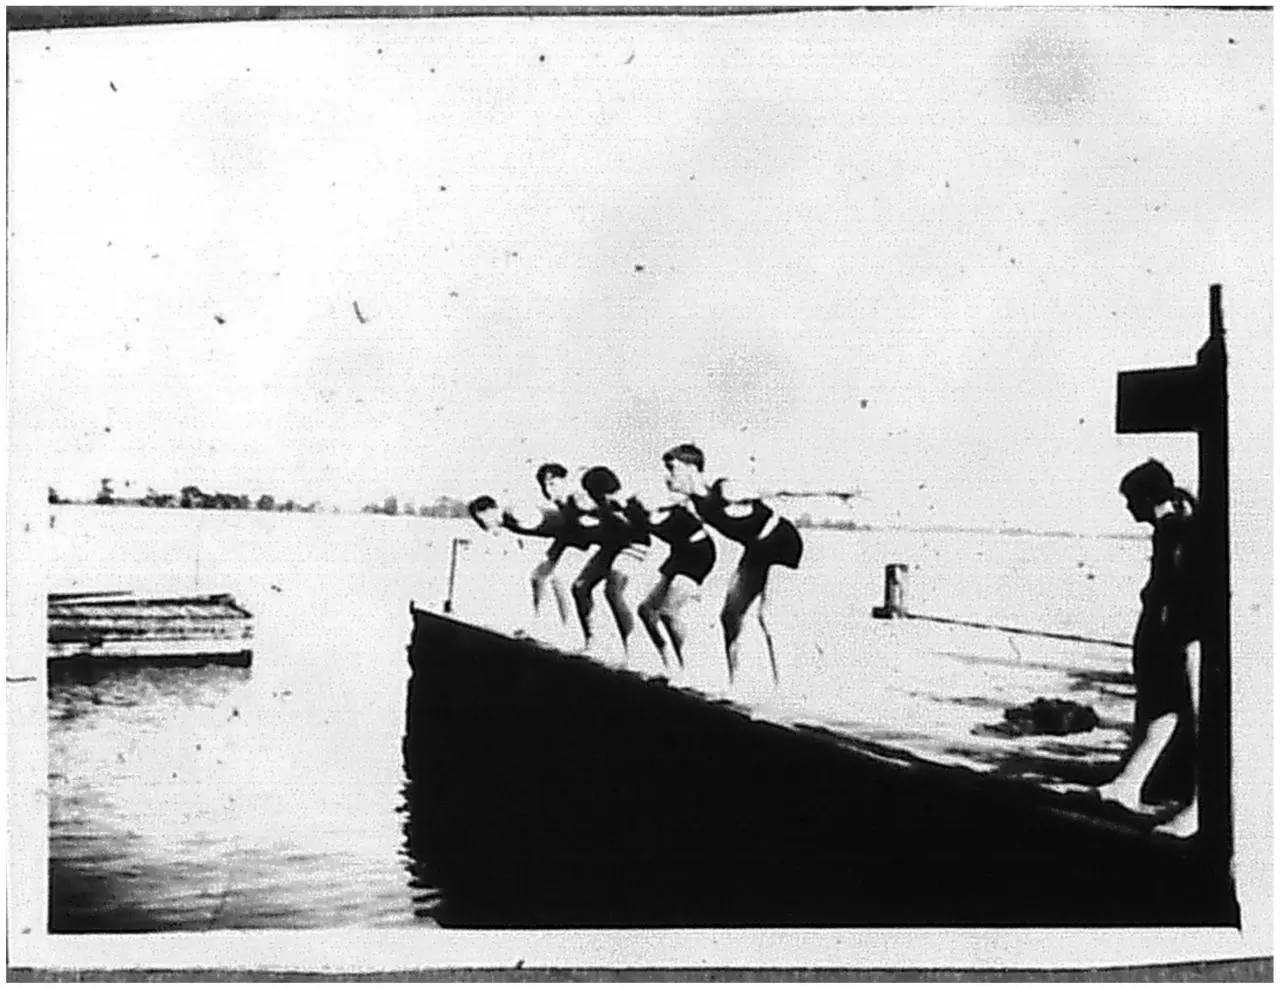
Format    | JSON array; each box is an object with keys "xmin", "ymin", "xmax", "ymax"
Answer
[
  {"xmin": 662, "ymin": 443, "xmax": 705, "ymax": 472},
  {"xmin": 467, "ymin": 495, "xmax": 498, "ymax": 525},
  {"xmin": 581, "ymin": 465, "xmax": 621, "ymax": 502},
  {"xmin": 535, "ymin": 462, "xmax": 569, "ymax": 499},
  {"xmin": 1120, "ymin": 459, "xmax": 1177, "ymax": 504}
]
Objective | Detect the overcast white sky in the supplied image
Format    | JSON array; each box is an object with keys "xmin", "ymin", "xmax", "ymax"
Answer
[{"xmin": 8, "ymin": 8, "xmax": 1271, "ymax": 532}]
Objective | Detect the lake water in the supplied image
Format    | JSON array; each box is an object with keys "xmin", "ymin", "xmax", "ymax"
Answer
[{"xmin": 43, "ymin": 505, "xmax": 1149, "ymax": 931}]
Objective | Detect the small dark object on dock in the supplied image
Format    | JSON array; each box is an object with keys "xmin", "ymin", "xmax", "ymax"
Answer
[{"xmin": 985, "ymin": 697, "xmax": 1101, "ymax": 738}]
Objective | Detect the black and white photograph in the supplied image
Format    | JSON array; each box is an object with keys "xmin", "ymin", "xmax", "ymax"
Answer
[{"xmin": 6, "ymin": 4, "xmax": 1272, "ymax": 975}]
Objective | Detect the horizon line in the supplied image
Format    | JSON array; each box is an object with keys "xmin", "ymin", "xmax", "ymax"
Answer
[{"xmin": 46, "ymin": 500, "xmax": 1147, "ymax": 542}]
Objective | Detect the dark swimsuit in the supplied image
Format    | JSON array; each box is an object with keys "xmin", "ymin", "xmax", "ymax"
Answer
[
  {"xmin": 651, "ymin": 504, "xmax": 717, "ymax": 585},
  {"xmin": 547, "ymin": 497, "xmax": 598, "ymax": 554},
  {"xmin": 1131, "ymin": 494, "xmax": 1201, "ymax": 804},
  {"xmin": 690, "ymin": 478, "xmax": 803, "ymax": 570},
  {"xmin": 1134, "ymin": 497, "xmax": 1202, "ymax": 719},
  {"xmin": 595, "ymin": 495, "xmax": 652, "ymax": 559},
  {"xmin": 500, "ymin": 501, "xmax": 594, "ymax": 562}
]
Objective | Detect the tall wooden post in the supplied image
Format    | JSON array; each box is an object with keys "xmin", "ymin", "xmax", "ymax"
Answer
[
  {"xmin": 1115, "ymin": 284, "xmax": 1231, "ymax": 885},
  {"xmin": 1195, "ymin": 286, "xmax": 1231, "ymax": 877}
]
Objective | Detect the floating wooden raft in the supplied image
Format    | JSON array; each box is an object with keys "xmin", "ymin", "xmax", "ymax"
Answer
[{"xmin": 47, "ymin": 591, "xmax": 254, "ymax": 668}]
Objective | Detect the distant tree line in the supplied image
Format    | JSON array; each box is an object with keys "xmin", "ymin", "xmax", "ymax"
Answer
[
  {"xmin": 361, "ymin": 494, "xmax": 471, "ymax": 518},
  {"xmin": 50, "ymin": 479, "xmax": 320, "ymax": 512},
  {"xmin": 50, "ymin": 480, "xmax": 470, "ymax": 518}
]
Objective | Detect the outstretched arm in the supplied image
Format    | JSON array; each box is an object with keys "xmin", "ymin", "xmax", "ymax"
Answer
[
  {"xmin": 500, "ymin": 505, "xmax": 552, "ymax": 537},
  {"xmin": 646, "ymin": 498, "xmax": 681, "ymax": 525}
]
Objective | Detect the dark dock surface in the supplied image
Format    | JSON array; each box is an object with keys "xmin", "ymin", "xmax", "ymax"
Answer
[{"xmin": 402, "ymin": 609, "xmax": 1238, "ymax": 929}]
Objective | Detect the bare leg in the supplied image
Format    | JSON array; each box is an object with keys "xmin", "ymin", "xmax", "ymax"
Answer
[
  {"xmin": 531, "ymin": 558, "xmax": 554, "ymax": 616},
  {"xmin": 721, "ymin": 561, "xmax": 767, "ymax": 685},
  {"xmin": 549, "ymin": 575, "xmax": 572, "ymax": 624},
  {"xmin": 531, "ymin": 543, "xmax": 568, "ymax": 622},
  {"xmin": 1159, "ymin": 645, "xmax": 1201, "ymax": 838},
  {"xmin": 658, "ymin": 574, "xmax": 699, "ymax": 670},
  {"xmin": 1097, "ymin": 712, "xmax": 1178, "ymax": 810},
  {"xmin": 756, "ymin": 573, "xmax": 779, "ymax": 685},
  {"xmin": 571, "ymin": 550, "xmax": 612, "ymax": 653},
  {"xmin": 1160, "ymin": 793, "xmax": 1199, "ymax": 838},
  {"xmin": 638, "ymin": 574, "xmax": 674, "ymax": 667},
  {"xmin": 603, "ymin": 569, "xmax": 636, "ymax": 660}
]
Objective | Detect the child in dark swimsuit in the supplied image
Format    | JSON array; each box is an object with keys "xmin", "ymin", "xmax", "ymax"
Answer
[
  {"xmin": 526, "ymin": 463, "xmax": 593, "ymax": 625},
  {"xmin": 573, "ymin": 466, "xmax": 652, "ymax": 660},
  {"xmin": 1097, "ymin": 459, "xmax": 1203, "ymax": 839},
  {"xmin": 467, "ymin": 464, "xmax": 593, "ymax": 628},
  {"xmin": 662, "ymin": 443, "xmax": 803, "ymax": 685},
  {"xmin": 637, "ymin": 497, "xmax": 717, "ymax": 672}
]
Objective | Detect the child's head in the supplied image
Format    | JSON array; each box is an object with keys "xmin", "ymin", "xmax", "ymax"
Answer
[
  {"xmin": 581, "ymin": 465, "xmax": 622, "ymax": 504},
  {"xmin": 1119, "ymin": 459, "xmax": 1177, "ymax": 523},
  {"xmin": 662, "ymin": 443, "xmax": 705, "ymax": 495},
  {"xmin": 467, "ymin": 495, "xmax": 501, "ymax": 531},
  {"xmin": 535, "ymin": 462, "xmax": 570, "ymax": 501}
]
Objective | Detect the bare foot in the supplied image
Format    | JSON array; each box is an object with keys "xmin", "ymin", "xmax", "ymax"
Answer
[
  {"xmin": 1157, "ymin": 802, "xmax": 1198, "ymax": 839},
  {"xmin": 1096, "ymin": 780, "xmax": 1145, "ymax": 812}
]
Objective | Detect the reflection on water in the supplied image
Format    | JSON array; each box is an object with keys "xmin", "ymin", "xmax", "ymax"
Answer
[
  {"xmin": 400, "ymin": 782, "xmax": 446, "ymax": 924},
  {"xmin": 49, "ymin": 661, "xmax": 435, "ymax": 931}
]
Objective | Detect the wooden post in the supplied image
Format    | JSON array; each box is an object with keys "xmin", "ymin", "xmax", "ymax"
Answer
[
  {"xmin": 1195, "ymin": 286, "xmax": 1231, "ymax": 877},
  {"xmin": 872, "ymin": 563, "xmax": 909, "ymax": 619},
  {"xmin": 1116, "ymin": 284, "xmax": 1231, "ymax": 881}
]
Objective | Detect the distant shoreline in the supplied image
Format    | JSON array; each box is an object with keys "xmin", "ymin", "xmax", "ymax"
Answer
[
  {"xmin": 795, "ymin": 519, "xmax": 1146, "ymax": 542},
  {"xmin": 47, "ymin": 501, "xmax": 1146, "ymax": 542}
]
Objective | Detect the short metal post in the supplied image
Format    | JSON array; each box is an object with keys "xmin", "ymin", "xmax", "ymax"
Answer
[
  {"xmin": 444, "ymin": 537, "xmax": 469, "ymax": 614},
  {"xmin": 871, "ymin": 563, "xmax": 909, "ymax": 619}
]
